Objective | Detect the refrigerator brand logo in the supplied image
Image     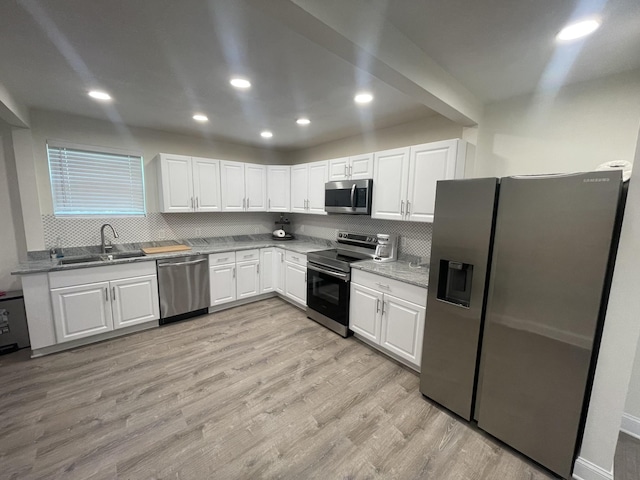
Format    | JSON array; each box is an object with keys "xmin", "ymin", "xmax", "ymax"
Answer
[{"xmin": 583, "ymin": 178, "xmax": 610, "ymax": 183}]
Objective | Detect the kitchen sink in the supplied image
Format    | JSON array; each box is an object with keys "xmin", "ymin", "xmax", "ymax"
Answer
[{"xmin": 57, "ymin": 251, "xmax": 145, "ymax": 265}]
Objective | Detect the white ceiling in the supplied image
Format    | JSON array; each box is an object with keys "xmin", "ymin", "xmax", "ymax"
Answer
[{"xmin": 0, "ymin": 0, "xmax": 638, "ymax": 149}]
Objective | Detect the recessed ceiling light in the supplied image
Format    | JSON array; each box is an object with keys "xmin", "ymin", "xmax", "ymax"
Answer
[
  {"xmin": 88, "ymin": 90, "xmax": 112, "ymax": 101},
  {"xmin": 296, "ymin": 118, "xmax": 311, "ymax": 125},
  {"xmin": 354, "ymin": 92, "xmax": 373, "ymax": 104},
  {"xmin": 556, "ymin": 19, "xmax": 601, "ymax": 41},
  {"xmin": 192, "ymin": 114, "xmax": 209, "ymax": 122},
  {"xmin": 230, "ymin": 77, "xmax": 251, "ymax": 89},
  {"xmin": 260, "ymin": 130, "xmax": 273, "ymax": 139}
]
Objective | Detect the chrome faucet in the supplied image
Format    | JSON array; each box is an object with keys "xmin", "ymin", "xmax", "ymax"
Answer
[{"xmin": 101, "ymin": 224, "xmax": 119, "ymax": 253}]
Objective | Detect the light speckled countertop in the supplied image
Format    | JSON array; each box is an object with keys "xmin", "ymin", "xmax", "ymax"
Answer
[
  {"xmin": 351, "ymin": 259, "xmax": 430, "ymax": 288},
  {"xmin": 12, "ymin": 237, "xmax": 332, "ymax": 275}
]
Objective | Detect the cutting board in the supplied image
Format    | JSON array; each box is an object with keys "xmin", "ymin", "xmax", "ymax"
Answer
[{"xmin": 142, "ymin": 244, "xmax": 192, "ymax": 254}]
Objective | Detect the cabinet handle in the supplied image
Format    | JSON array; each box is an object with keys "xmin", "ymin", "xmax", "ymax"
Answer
[
  {"xmin": 305, "ymin": 272, "xmax": 307, "ymax": 282},
  {"xmin": 257, "ymin": 264, "xmax": 260, "ymax": 275},
  {"xmin": 344, "ymin": 165, "xmax": 348, "ymax": 177},
  {"xmin": 376, "ymin": 298, "xmax": 380, "ymax": 313},
  {"xmin": 233, "ymin": 267, "xmax": 236, "ymax": 278},
  {"xmin": 242, "ymin": 198, "xmax": 246, "ymax": 210},
  {"xmin": 292, "ymin": 256, "xmax": 299, "ymax": 261},
  {"xmin": 191, "ymin": 197, "xmax": 194, "ymax": 210},
  {"xmin": 196, "ymin": 197, "xmax": 199, "ymax": 210},
  {"xmin": 268, "ymin": 198, "xmax": 271, "ymax": 210},
  {"xmin": 376, "ymin": 282, "xmax": 391, "ymax": 290},
  {"xmin": 406, "ymin": 200, "xmax": 411, "ymax": 215},
  {"xmin": 218, "ymin": 257, "xmax": 228, "ymax": 262},
  {"xmin": 280, "ymin": 252, "xmax": 284, "ymax": 263},
  {"xmin": 400, "ymin": 200, "xmax": 404, "ymax": 216},
  {"xmin": 349, "ymin": 165, "xmax": 353, "ymax": 178},
  {"xmin": 105, "ymin": 288, "xmax": 109, "ymax": 302},
  {"xmin": 381, "ymin": 301, "xmax": 386, "ymax": 316},
  {"xmin": 112, "ymin": 286, "xmax": 116, "ymax": 301},
  {"xmin": 246, "ymin": 197, "xmax": 250, "ymax": 209}
]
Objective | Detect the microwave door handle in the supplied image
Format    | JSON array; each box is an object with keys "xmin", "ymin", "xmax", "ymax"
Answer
[{"xmin": 350, "ymin": 183, "xmax": 356, "ymax": 210}]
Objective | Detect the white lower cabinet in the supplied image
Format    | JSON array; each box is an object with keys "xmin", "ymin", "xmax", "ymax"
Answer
[
  {"xmin": 260, "ymin": 248, "xmax": 275, "ymax": 293},
  {"xmin": 236, "ymin": 260, "xmax": 260, "ymax": 299},
  {"xmin": 209, "ymin": 256, "xmax": 237, "ymax": 306},
  {"xmin": 49, "ymin": 262, "xmax": 159, "ymax": 344},
  {"xmin": 283, "ymin": 252, "xmax": 307, "ymax": 306},
  {"xmin": 274, "ymin": 248, "xmax": 286, "ymax": 294},
  {"xmin": 349, "ymin": 270, "xmax": 427, "ymax": 371}
]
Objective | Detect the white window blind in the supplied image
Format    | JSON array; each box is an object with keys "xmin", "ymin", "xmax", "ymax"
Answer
[{"xmin": 47, "ymin": 142, "xmax": 146, "ymax": 216}]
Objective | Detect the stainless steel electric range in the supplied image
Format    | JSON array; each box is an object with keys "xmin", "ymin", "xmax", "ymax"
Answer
[{"xmin": 306, "ymin": 231, "xmax": 379, "ymax": 337}]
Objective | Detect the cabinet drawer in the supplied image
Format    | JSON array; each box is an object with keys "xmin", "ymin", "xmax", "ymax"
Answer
[
  {"xmin": 208, "ymin": 252, "xmax": 236, "ymax": 265},
  {"xmin": 352, "ymin": 269, "xmax": 427, "ymax": 307},
  {"xmin": 285, "ymin": 251, "xmax": 307, "ymax": 266},
  {"xmin": 236, "ymin": 249, "xmax": 259, "ymax": 262},
  {"xmin": 49, "ymin": 261, "xmax": 156, "ymax": 289}
]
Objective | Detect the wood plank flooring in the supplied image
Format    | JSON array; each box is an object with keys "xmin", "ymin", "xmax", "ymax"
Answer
[
  {"xmin": 615, "ymin": 433, "xmax": 640, "ymax": 480},
  {"xmin": 1, "ymin": 297, "xmax": 555, "ymax": 479}
]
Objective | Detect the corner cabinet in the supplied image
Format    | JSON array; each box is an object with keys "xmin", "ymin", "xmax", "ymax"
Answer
[
  {"xmin": 372, "ymin": 139, "xmax": 467, "ymax": 222},
  {"xmin": 156, "ymin": 154, "xmax": 222, "ymax": 212},
  {"xmin": 349, "ymin": 269, "xmax": 427, "ymax": 371},
  {"xmin": 220, "ymin": 161, "xmax": 268, "ymax": 212},
  {"xmin": 267, "ymin": 166, "xmax": 291, "ymax": 212},
  {"xmin": 49, "ymin": 262, "xmax": 159, "ymax": 343}
]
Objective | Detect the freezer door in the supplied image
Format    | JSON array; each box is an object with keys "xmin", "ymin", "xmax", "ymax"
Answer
[
  {"xmin": 476, "ymin": 171, "xmax": 623, "ymax": 479},
  {"xmin": 420, "ymin": 178, "xmax": 498, "ymax": 420}
]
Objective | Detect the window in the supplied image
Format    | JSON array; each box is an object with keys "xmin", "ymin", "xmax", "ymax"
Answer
[{"xmin": 47, "ymin": 141, "xmax": 146, "ymax": 216}]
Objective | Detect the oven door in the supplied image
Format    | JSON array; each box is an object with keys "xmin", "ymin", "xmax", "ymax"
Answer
[
  {"xmin": 306, "ymin": 263, "xmax": 351, "ymax": 326},
  {"xmin": 325, "ymin": 179, "xmax": 372, "ymax": 214}
]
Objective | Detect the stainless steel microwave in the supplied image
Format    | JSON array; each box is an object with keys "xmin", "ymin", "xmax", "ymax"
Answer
[{"xmin": 325, "ymin": 179, "xmax": 373, "ymax": 214}]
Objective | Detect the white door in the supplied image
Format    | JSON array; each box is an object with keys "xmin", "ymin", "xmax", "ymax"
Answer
[
  {"xmin": 381, "ymin": 294, "xmax": 426, "ymax": 368},
  {"xmin": 284, "ymin": 262, "xmax": 306, "ymax": 306},
  {"xmin": 328, "ymin": 157, "xmax": 350, "ymax": 181},
  {"xmin": 221, "ymin": 161, "xmax": 246, "ymax": 211},
  {"xmin": 159, "ymin": 154, "xmax": 193, "ymax": 212},
  {"xmin": 290, "ymin": 164, "xmax": 308, "ymax": 213},
  {"xmin": 210, "ymin": 264, "xmax": 237, "ymax": 306},
  {"xmin": 192, "ymin": 157, "xmax": 222, "ymax": 212},
  {"xmin": 307, "ymin": 160, "xmax": 329, "ymax": 215},
  {"xmin": 275, "ymin": 249, "xmax": 285, "ymax": 294},
  {"xmin": 267, "ymin": 166, "xmax": 291, "ymax": 212},
  {"xmin": 406, "ymin": 140, "xmax": 458, "ymax": 222},
  {"xmin": 51, "ymin": 281, "xmax": 113, "ymax": 342},
  {"xmin": 349, "ymin": 153, "xmax": 374, "ymax": 180},
  {"xmin": 372, "ymin": 147, "xmax": 410, "ymax": 221},
  {"xmin": 237, "ymin": 260, "xmax": 260, "ymax": 299},
  {"xmin": 245, "ymin": 163, "xmax": 267, "ymax": 211},
  {"xmin": 111, "ymin": 275, "xmax": 160, "ymax": 329},
  {"xmin": 260, "ymin": 248, "xmax": 275, "ymax": 293},
  {"xmin": 349, "ymin": 283, "xmax": 383, "ymax": 343}
]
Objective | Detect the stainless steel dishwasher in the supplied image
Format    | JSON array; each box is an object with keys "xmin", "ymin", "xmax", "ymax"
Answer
[{"xmin": 157, "ymin": 255, "xmax": 210, "ymax": 324}]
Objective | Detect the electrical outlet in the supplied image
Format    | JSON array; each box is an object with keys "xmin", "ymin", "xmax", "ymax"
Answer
[
  {"xmin": 401, "ymin": 236, "xmax": 407, "ymax": 248},
  {"xmin": 195, "ymin": 228, "xmax": 202, "ymax": 237},
  {"xmin": 158, "ymin": 229, "xmax": 166, "ymax": 239}
]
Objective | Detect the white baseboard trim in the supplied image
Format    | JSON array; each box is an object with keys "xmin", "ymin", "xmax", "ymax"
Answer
[
  {"xmin": 573, "ymin": 457, "xmax": 613, "ymax": 480},
  {"xmin": 620, "ymin": 412, "xmax": 640, "ymax": 440}
]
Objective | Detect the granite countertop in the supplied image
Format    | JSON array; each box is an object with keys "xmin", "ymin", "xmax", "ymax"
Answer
[
  {"xmin": 12, "ymin": 235, "xmax": 332, "ymax": 275},
  {"xmin": 351, "ymin": 259, "xmax": 430, "ymax": 288}
]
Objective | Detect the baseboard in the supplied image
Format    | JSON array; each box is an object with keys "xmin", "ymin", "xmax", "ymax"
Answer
[
  {"xmin": 573, "ymin": 457, "xmax": 613, "ymax": 480},
  {"xmin": 620, "ymin": 412, "xmax": 640, "ymax": 440}
]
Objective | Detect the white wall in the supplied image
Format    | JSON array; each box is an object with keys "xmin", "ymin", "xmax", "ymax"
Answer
[
  {"xmin": 474, "ymin": 70, "xmax": 640, "ymax": 178},
  {"xmin": 0, "ymin": 130, "xmax": 27, "ymax": 290}
]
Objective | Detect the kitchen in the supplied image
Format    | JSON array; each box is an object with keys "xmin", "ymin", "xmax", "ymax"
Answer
[{"xmin": 1, "ymin": 1, "xmax": 640, "ymax": 479}]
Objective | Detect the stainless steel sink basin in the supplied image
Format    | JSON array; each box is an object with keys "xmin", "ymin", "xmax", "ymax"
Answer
[{"xmin": 57, "ymin": 251, "xmax": 145, "ymax": 265}]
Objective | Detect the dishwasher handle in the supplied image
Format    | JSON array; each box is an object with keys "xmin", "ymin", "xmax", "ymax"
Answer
[{"xmin": 158, "ymin": 258, "xmax": 208, "ymax": 268}]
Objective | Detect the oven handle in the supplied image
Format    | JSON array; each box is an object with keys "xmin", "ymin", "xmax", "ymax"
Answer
[
  {"xmin": 350, "ymin": 183, "xmax": 356, "ymax": 210},
  {"xmin": 307, "ymin": 264, "xmax": 350, "ymax": 282}
]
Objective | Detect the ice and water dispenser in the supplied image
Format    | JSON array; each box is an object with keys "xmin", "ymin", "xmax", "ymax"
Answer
[{"xmin": 437, "ymin": 260, "xmax": 473, "ymax": 307}]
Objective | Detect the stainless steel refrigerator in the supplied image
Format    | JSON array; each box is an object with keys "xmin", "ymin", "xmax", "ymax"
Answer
[{"xmin": 420, "ymin": 171, "xmax": 626, "ymax": 479}]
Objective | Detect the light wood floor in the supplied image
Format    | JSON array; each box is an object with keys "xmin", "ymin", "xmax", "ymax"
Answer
[
  {"xmin": 1, "ymin": 297, "xmax": 555, "ymax": 479},
  {"xmin": 616, "ymin": 433, "xmax": 640, "ymax": 480}
]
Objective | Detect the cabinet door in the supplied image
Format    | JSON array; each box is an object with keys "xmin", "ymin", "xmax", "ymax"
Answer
[
  {"xmin": 328, "ymin": 157, "xmax": 350, "ymax": 181},
  {"xmin": 192, "ymin": 157, "xmax": 222, "ymax": 212},
  {"xmin": 349, "ymin": 153, "xmax": 374, "ymax": 180},
  {"xmin": 307, "ymin": 160, "xmax": 329, "ymax": 215},
  {"xmin": 267, "ymin": 166, "xmax": 291, "ymax": 212},
  {"xmin": 245, "ymin": 163, "xmax": 267, "ymax": 211},
  {"xmin": 275, "ymin": 249, "xmax": 286, "ymax": 294},
  {"xmin": 221, "ymin": 161, "xmax": 246, "ymax": 211},
  {"xmin": 381, "ymin": 294, "xmax": 426, "ymax": 368},
  {"xmin": 260, "ymin": 248, "xmax": 275, "ymax": 293},
  {"xmin": 284, "ymin": 262, "xmax": 306, "ymax": 306},
  {"xmin": 372, "ymin": 147, "xmax": 410, "ymax": 221},
  {"xmin": 349, "ymin": 283, "xmax": 383, "ymax": 343},
  {"xmin": 111, "ymin": 275, "xmax": 160, "ymax": 329},
  {"xmin": 407, "ymin": 140, "xmax": 459, "ymax": 222},
  {"xmin": 158, "ymin": 154, "xmax": 193, "ymax": 212},
  {"xmin": 51, "ymin": 282, "xmax": 113, "ymax": 342},
  {"xmin": 210, "ymin": 264, "xmax": 237, "ymax": 306},
  {"xmin": 237, "ymin": 260, "xmax": 260, "ymax": 299},
  {"xmin": 291, "ymin": 164, "xmax": 308, "ymax": 213}
]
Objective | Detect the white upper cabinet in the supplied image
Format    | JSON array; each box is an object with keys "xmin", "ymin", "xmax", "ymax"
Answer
[
  {"xmin": 290, "ymin": 160, "xmax": 327, "ymax": 215},
  {"xmin": 328, "ymin": 154, "xmax": 373, "ymax": 181},
  {"xmin": 372, "ymin": 139, "xmax": 467, "ymax": 222},
  {"xmin": 157, "ymin": 153, "xmax": 222, "ymax": 213},
  {"xmin": 221, "ymin": 161, "xmax": 268, "ymax": 212},
  {"xmin": 266, "ymin": 165, "xmax": 290, "ymax": 212}
]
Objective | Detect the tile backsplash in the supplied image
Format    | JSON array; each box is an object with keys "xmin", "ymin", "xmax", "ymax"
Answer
[{"xmin": 41, "ymin": 212, "xmax": 433, "ymax": 261}]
